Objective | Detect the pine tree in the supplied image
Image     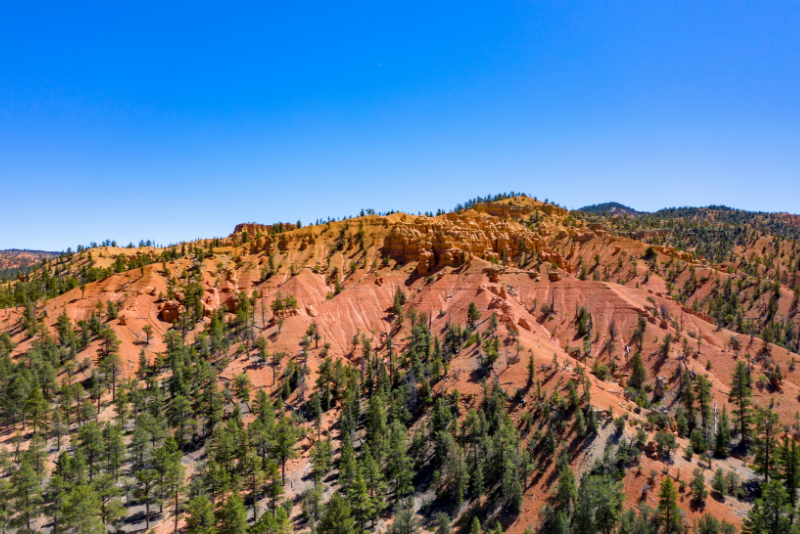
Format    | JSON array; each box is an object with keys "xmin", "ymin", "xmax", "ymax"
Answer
[
  {"xmin": 715, "ymin": 404, "xmax": 732, "ymax": 458},
  {"xmin": 219, "ymin": 493, "xmax": 249, "ymax": 534},
  {"xmin": 102, "ymin": 422, "xmax": 126, "ymax": 481},
  {"xmin": 62, "ymin": 484, "xmax": 105, "ymax": 534},
  {"xmin": 78, "ymin": 421, "xmax": 104, "ymax": 482},
  {"xmin": 186, "ymin": 496, "xmax": 217, "ymax": 534},
  {"xmin": 555, "ymin": 452, "xmax": 577, "ymax": 514},
  {"xmin": 471, "ymin": 460, "xmax": 485, "ymax": 498},
  {"xmin": 627, "ymin": 352, "xmax": 647, "ymax": 391},
  {"xmin": 467, "ymin": 302, "xmax": 481, "ymax": 330},
  {"xmin": 253, "ymin": 505, "xmax": 292, "ymax": 534},
  {"xmin": 165, "ymin": 459, "xmax": 186, "ymax": 533},
  {"xmin": 693, "ymin": 374, "xmax": 713, "ymax": 431},
  {"xmin": 730, "ymin": 360, "xmax": 753, "ymax": 441},
  {"xmin": 350, "ymin": 472, "xmax": 377, "ymax": 531},
  {"xmin": 658, "ymin": 478, "xmax": 681, "ymax": 534},
  {"xmin": 318, "ymin": 493, "xmax": 355, "ymax": 534},
  {"xmin": 777, "ymin": 435, "xmax": 800, "ymax": 519},
  {"xmin": 135, "ymin": 468, "xmax": 159, "ymax": 530},
  {"xmin": 386, "ymin": 421, "xmax": 414, "ymax": 499},
  {"xmin": 690, "ymin": 468, "xmax": 708, "ymax": 502},
  {"xmin": 681, "ymin": 370, "xmax": 696, "ymax": 432},
  {"xmin": 12, "ymin": 458, "xmax": 42, "ymax": 532},
  {"xmin": 92, "ymin": 474, "xmax": 124, "ymax": 528},
  {"xmin": 435, "ymin": 513, "xmax": 452, "ymax": 534},
  {"xmin": 273, "ymin": 416, "xmax": 300, "ymax": 484},
  {"xmin": 742, "ymin": 480, "xmax": 792, "ymax": 534},
  {"xmin": 44, "ymin": 473, "xmax": 69, "ymax": 534},
  {"xmin": 527, "ymin": 353, "xmax": 536, "ymax": 386},
  {"xmin": 338, "ymin": 439, "xmax": 357, "ymax": 491},
  {"xmin": 754, "ymin": 407, "xmax": 781, "ymax": 483}
]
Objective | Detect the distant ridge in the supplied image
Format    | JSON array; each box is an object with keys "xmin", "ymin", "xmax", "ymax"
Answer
[
  {"xmin": 0, "ymin": 249, "xmax": 61, "ymax": 278},
  {"xmin": 576, "ymin": 201, "xmax": 644, "ymax": 216}
]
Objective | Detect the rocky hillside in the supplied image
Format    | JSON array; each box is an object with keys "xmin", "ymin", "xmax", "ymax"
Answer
[{"xmin": 1, "ymin": 193, "xmax": 799, "ymax": 534}]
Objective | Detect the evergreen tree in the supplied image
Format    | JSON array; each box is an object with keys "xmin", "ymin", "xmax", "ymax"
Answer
[
  {"xmin": 627, "ymin": 352, "xmax": 646, "ymax": 391},
  {"xmin": 62, "ymin": 485, "xmax": 105, "ymax": 534},
  {"xmin": 386, "ymin": 421, "xmax": 414, "ymax": 499},
  {"xmin": 527, "ymin": 353, "xmax": 536, "ymax": 386},
  {"xmin": 219, "ymin": 493, "xmax": 249, "ymax": 534},
  {"xmin": 12, "ymin": 458, "xmax": 42, "ymax": 532},
  {"xmin": 693, "ymin": 374, "xmax": 713, "ymax": 431},
  {"xmin": 657, "ymin": 478, "xmax": 681, "ymax": 534},
  {"xmin": 273, "ymin": 416, "xmax": 300, "ymax": 484},
  {"xmin": 690, "ymin": 468, "xmax": 708, "ymax": 502},
  {"xmin": 742, "ymin": 480, "xmax": 793, "ymax": 534},
  {"xmin": 349, "ymin": 472, "xmax": 377, "ymax": 531},
  {"xmin": 93, "ymin": 474, "xmax": 124, "ymax": 528},
  {"xmin": 730, "ymin": 360, "xmax": 753, "ymax": 441},
  {"xmin": 777, "ymin": 435, "xmax": 800, "ymax": 518},
  {"xmin": 571, "ymin": 474, "xmax": 624, "ymax": 534},
  {"xmin": 467, "ymin": 302, "xmax": 481, "ymax": 330},
  {"xmin": 715, "ymin": 405, "xmax": 732, "ymax": 458},
  {"xmin": 135, "ymin": 468, "xmax": 160, "ymax": 530},
  {"xmin": 754, "ymin": 407, "xmax": 781, "ymax": 483},
  {"xmin": 555, "ymin": 452, "xmax": 577, "ymax": 514},
  {"xmin": 186, "ymin": 496, "xmax": 217, "ymax": 534},
  {"xmin": 681, "ymin": 370, "xmax": 696, "ymax": 432},
  {"xmin": 696, "ymin": 514, "xmax": 737, "ymax": 534},
  {"xmin": 318, "ymin": 493, "xmax": 355, "ymax": 534},
  {"xmin": 44, "ymin": 474, "xmax": 69, "ymax": 534},
  {"xmin": 469, "ymin": 517, "xmax": 481, "ymax": 534}
]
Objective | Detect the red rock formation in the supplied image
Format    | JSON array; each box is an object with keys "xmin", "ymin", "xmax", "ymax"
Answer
[{"xmin": 159, "ymin": 300, "xmax": 183, "ymax": 323}]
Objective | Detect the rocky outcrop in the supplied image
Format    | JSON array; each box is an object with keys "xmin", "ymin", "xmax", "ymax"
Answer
[
  {"xmin": 232, "ymin": 222, "xmax": 298, "ymax": 238},
  {"xmin": 216, "ymin": 270, "xmax": 240, "ymax": 312},
  {"xmin": 681, "ymin": 306, "xmax": 714, "ymax": 325},
  {"xmin": 270, "ymin": 308, "xmax": 300, "ymax": 325},
  {"xmin": 382, "ymin": 214, "xmax": 541, "ymax": 274},
  {"xmin": 159, "ymin": 300, "xmax": 183, "ymax": 323}
]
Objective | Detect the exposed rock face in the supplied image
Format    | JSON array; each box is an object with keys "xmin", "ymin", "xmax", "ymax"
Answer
[
  {"xmin": 382, "ymin": 214, "xmax": 540, "ymax": 274},
  {"xmin": 305, "ymin": 304, "xmax": 317, "ymax": 317},
  {"xmin": 203, "ymin": 288, "xmax": 221, "ymax": 317}
]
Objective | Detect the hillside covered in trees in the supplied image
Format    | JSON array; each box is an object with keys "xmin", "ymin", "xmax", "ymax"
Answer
[
  {"xmin": 0, "ymin": 249, "xmax": 60, "ymax": 280},
  {"xmin": 2, "ymin": 193, "xmax": 800, "ymax": 534}
]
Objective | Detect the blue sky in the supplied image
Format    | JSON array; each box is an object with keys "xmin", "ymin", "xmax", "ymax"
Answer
[{"xmin": 1, "ymin": 1, "xmax": 799, "ymax": 250}]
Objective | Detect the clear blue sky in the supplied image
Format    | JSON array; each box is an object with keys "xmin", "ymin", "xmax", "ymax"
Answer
[{"xmin": 2, "ymin": 1, "xmax": 799, "ymax": 250}]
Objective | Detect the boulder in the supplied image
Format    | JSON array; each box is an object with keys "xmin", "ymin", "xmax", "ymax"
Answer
[
  {"xmin": 654, "ymin": 376, "xmax": 666, "ymax": 398},
  {"xmin": 159, "ymin": 300, "xmax": 183, "ymax": 323}
]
